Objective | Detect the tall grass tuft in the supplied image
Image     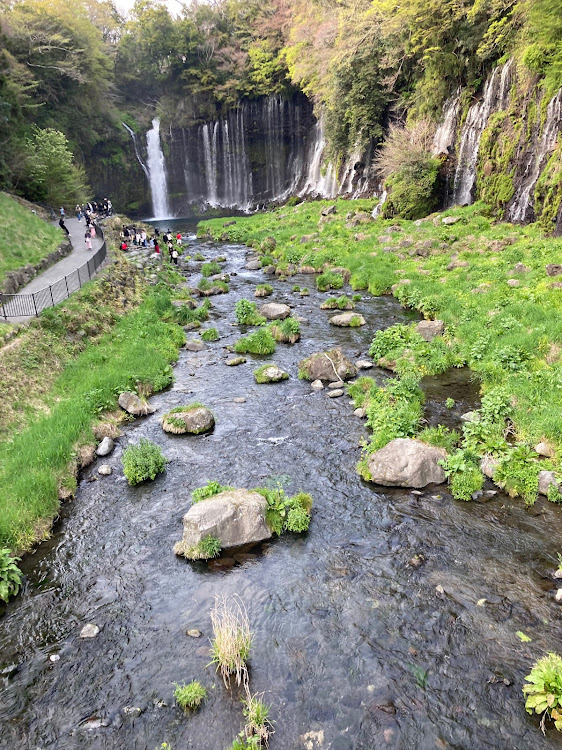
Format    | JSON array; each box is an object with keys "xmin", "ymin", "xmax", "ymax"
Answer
[{"xmin": 209, "ymin": 594, "xmax": 253, "ymax": 688}]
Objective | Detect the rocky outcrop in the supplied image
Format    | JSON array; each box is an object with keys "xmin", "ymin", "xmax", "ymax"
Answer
[
  {"xmin": 118, "ymin": 392, "xmax": 155, "ymax": 416},
  {"xmin": 162, "ymin": 406, "xmax": 214, "ymax": 434},
  {"xmin": 174, "ymin": 489, "xmax": 272, "ymax": 557},
  {"xmin": 367, "ymin": 438, "xmax": 447, "ymax": 488},
  {"xmin": 299, "ymin": 348, "xmax": 357, "ymax": 382}
]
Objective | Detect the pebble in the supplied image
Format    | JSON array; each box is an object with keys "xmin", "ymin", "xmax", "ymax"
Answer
[
  {"xmin": 554, "ymin": 569, "xmax": 562, "ymax": 580},
  {"xmin": 49, "ymin": 654, "xmax": 60, "ymax": 663},
  {"xmin": 353, "ymin": 408, "xmax": 366, "ymax": 418},
  {"xmin": 123, "ymin": 706, "xmax": 142, "ymax": 717},
  {"xmin": 80, "ymin": 623, "xmax": 100, "ymax": 638},
  {"xmin": 311, "ymin": 380, "xmax": 324, "ymax": 391},
  {"xmin": 233, "ymin": 397, "xmax": 246, "ymax": 403},
  {"xmin": 411, "ymin": 490, "xmax": 423, "ymax": 496},
  {"xmin": 328, "ymin": 389, "xmax": 344, "ymax": 398},
  {"xmin": 187, "ymin": 629, "xmax": 202, "ymax": 638},
  {"xmin": 98, "ymin": 465, "xmax": 112, "ymax": 476},
  {"xmin": 356, "ymin": 360, "xmax": 373, "ymax": 369},
  {"xmin": 328, "ymin": 381, "xmax": 345, "ymax": 389},
  {"xmin": 435, "ymin": 585, "xmax": 445, "ymax": 595}
]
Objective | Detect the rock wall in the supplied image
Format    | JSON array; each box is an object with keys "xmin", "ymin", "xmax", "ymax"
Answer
[{"xmin": 1, "ymin": 240, "xmax": 72, "ymax": 295}]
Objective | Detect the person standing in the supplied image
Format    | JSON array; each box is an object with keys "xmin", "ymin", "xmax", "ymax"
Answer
[
  {"xmin": 76, "ymin": 205, "xmax": 82, "ymax": 221},
  {"xmin": 172, "ymin": 247, "xmax": 179, "ymax": 265},
  {"xmin": 90, "ymin": 222, "xmax": 96, "ymax": 239},
  {"xmin": 85, "ymin": 228, "xmax": 92, "ymax": 251},
  {"xmin": 60, "ymin": 206, "xmax": 65, "ymax": 218},
  {"xmin": 154, "ymin": 239, "xmax": 160, "ymax": 255},
  {"xmin": 141, "ymin": 229, "xmax": 147, "ymax": 247},
  {"xmin": 59, "ymin": 217, "xmax": 70, "ymax": 235}
]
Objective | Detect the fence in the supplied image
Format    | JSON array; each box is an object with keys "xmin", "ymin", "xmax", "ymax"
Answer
[{"xmin": 1, "ymin": 235, "xmax": 107, "ymax": 320}]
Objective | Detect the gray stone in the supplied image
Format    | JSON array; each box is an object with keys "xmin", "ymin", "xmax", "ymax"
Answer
[
  {"xmin": 98, "ymin": 465, "xmax": 112, "ymax": 476},
  {"xmin": 461, "ymin": 411, "xmax": 479, "ymax": 423},
  {"xmin": 255, "ymin": 365, "xmax": 289, "ymax": 383},
  {"xmin": 321, "ymin": 204, "xmax": 337, "ymax": 216},
  {"xmin": 162, "ymin": 406, "xmax": 214, "ymax": 435},
  {"xmin": 299, "ymin": 348, "xmax": 357, "ymax": 382},
  {"xmin": 311, "ymin": 379, "xmax": 324, "ymax": 391},
  {"xmin": 546, "ymin": 264, "xmax": 562, "ymax": 277},
  {"xmin": 245, "ymin": 259, "xmax": 261, "ymax": 270},
  {"xmin": 185, "ymin": 339, "xmax": 207, "ymax": 352},
  {"xmin": 226, "ymin": 357, "xmax": 246, "ymax": 366},
  {"xmin": 356, "ymin": 359, "xmax": 373, "ymax": 370},
  {"xmin": 539, "ymin": 470, "xmax": 560, "ymax": 496},
  {"xmin": 118, "ymin": 391, "xmax": 155, "ymax": 416},
  {"xmin": 328, "ymin": 380, "xmax": 345, "ymax": 389},
  {"xmin": 233, "ymin": 397, "xmax": 246, "ymax": 403},
  {"xmin": 80, "ymin": 624, "xmax": 100, "ymax": 639},
  {"xmin": 513, "ymin": 263, "xmax": 530, "ymax": 274},
  {"xmin": 300, "ymin": 234, "xmax": 316, "ymax": 244},
  {"xmin": 123, "ymin": 707, "xmax": 143, "ymax": 717},
  {"xmin": 354, "ymin": 407, "xmax": 367, "ymax": 418},
  {"xmin": 328, "ymin": 389, "xmax": 344, "ymax": 398},
  {"xmin": 507, "ymin": 279, "xmax": 519, "ymax": 287},
  {"xmin": 442, "ymin": 216, "xmax": 460, "ymax": 225},
  {"xmin": 96, "ymin": 437, "xmax": 114, "ymax": 457},
  {"xmin": 49, "ymin": 653, "xmax": 60, "ymax": 663},
  {"xmin": 329, "ymin": 312, "xmax": 366, "ymax": 327},
  {"xmin": 187, "ymin": 629, "xmax": 202, "ymax": 638},
  {"xmin": 480, "ymin": 456, "xmax": 499, "ymax": 479},
  {"xmin": 367, "ymin": 438, "xmax": 447, "ymax": 488},
  {"xmin": 259, "ymin": 302, "xmax": 291, "ymax": 320},
  {"xmin": 535, "ymin": 442, "xmax": 555, "ymax": 458},
  {"xmin": 416, "ymin": 320, "xmax": 444, "ymax": 341},
  {"xmin": 555, "ymin": 589, "xmax": 562, "ymax": 603},
  {"xmin": 174, "ymin": 489, "xmax": 272, "ymax": 556}
]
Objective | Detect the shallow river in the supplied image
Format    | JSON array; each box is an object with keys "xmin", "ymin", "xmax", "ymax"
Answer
[{"xmin": 2, "ymin": 233, "xmax": 562, "ymax": 750}]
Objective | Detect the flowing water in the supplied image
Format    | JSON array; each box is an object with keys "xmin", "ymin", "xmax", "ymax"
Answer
[
  {"xmin": 2, "ymin": 232, "xmax": 562, "ymax": 750},
  {"xmin": 146, "ymin": 119, "xmax": 172, "ymax": 220}
]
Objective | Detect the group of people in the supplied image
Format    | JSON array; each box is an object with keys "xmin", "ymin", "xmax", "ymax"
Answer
[
  {"xmin": 57, "ymin": 200, "xmax": 111, "ymax": 253},
  {"xmin": 119, "ymin": 226, "xmax": 184, "ymax": 265}
]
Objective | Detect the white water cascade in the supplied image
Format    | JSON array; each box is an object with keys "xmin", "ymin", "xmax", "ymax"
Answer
[
  {"xmin": 299, "ymin": 116, "xmax": 338, "ymax": 198},
  {"xmin": 451, "ymin": 60, "xmax": 513, "ymax": 206},
  {"xmin": 508, "ymin": 90, "xmax": 562, "ymax": 222},
  {"xmin": 432, "ymin": 93, "xmax": 461, "ymax": 156},
  {"xmin": 146, "ymin": 118, "xmax": 171, "ymax": 219},
  {"xmin": 122, "ymin": 122, "xmax": 149, "ymax": 179}
]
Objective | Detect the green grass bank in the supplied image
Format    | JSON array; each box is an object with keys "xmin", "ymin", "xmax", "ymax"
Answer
[{"xmin": 200, "ymin": 199, "xmax": 562, "ymax": 505}]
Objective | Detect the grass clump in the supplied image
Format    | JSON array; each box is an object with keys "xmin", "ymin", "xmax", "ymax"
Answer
[
  {"xmin": 0, "ymin": 548, "xmax": 23, "ymax": 603},
  {"xmin": 227, "ymin": 736, "xmax": 261, "ymax": 750},
  {"xmin": 201, "ymin": 327, "xmax": 219, "ymax": 342},
  {"xmin": 523, "ymin": 653, "xmax": 562, "ymax": 732},
  {"xmin": 198, "ymin": 278, "xmax": 229, "ymax": 294},
  {"xmin": 174, "ymin": 680, "xmax": 207, "ymax": 711},
  {"xmin": 254, "ymin": 364, "xmax": 289, "ymax": 383},
  {"xmin": 210, "ymin": 594, "xmax": 253, "ymax": 688},
  {"xmin": 122, "ymin": 438, "xmax": 167, "ymax": 485},
  {"xmin": 176, "ymin": 299, "xmax": 211, "ymax": 325},
  {"xmin": 268, "ymin": 317, "xmax": 300, "ymax": 344},
  {"xmin": 194, "ymin": 253, "xmax": 205, "ymax": 262},
  {"xmin": 201, "ymin": 261, "xmax": 221, "ymax": 277},
  {"xmin": 321, "ymin": 295, "xmax": 355, "ymax": 310},
  {"xmin": 235, "ymin": 299, "xmax": 266, "ymax": 326},
  {"xmin": 418, "ymin": 425, "xmax": 460, "ymax": 453},
  {"xmin": 317, "ymin": 271, "xmax": 344, "ymax": 291},
  {"xmin": 255, "ymin": 283, "xmax": 273, "ymax": 298},
  {"xmin": 181, "ymin": 535, "xmax": 222, "ymax": 561},
  {"xmin": 192, "ymin": 480, "xmax": 232, "ymax": 503},
  {"xmin": 243, "ymin": 692, "xmax": 274, "ymax": 746},
  {"xmin": 234, "ymin": 328, "xmax": 276, "ymax": 355}
]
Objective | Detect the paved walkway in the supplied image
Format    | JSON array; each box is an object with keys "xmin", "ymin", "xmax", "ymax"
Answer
[{"xmin": 2, "ymin": 217, "xmax": 105, "ymax": 323}]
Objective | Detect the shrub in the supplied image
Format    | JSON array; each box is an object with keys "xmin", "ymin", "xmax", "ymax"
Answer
[
  {"xmin": 286, "ymin": 506, "xmax": 311, "ymax": 532},
  {"xmin": 523, "ymin": 653, "xmax": 562, "ymax": 732},
  {"xmin": 174, "ymin": 680, "xmax": 207, "ymax": 711},
  {"xmin": 234, "ymin": 328, "xmax": 276, "ymax": 355},
  {"xmin": 243, "ymin": 692, "xmax": 274, "ymax": 745},
  {"xmin": 192, "ymin": 480, "xmax": 232, "ymax": 503},
  {"xmin": 201, "ymin": 261, "xmax": 221, "ymax": 277},
  {"xmin": 201, "ymin": 327, "xmax": 219, "ymax": 342},
  {"xmin": 317, "ymin": 271, "xmax": 344, "ymax": 291},
  {"xmin": 0, "ymin": 548, "xmax": 22, "ymax": 603},
  {"xmin": 122, "ymin": 439, "xmax": 167, "ymax": 485},
  {"xmin": 347, "ymin": 376, "xmax": 378, "ymax": 408},
  {"xmin": 235, "ymin": 299, "xmax": 266, "ymax": 326},
  {"xmin": 441, "ymin": 449, "xmax": 484, "ymax": 501},
  {"xmin": 210, "ymin": 595, "xmax": 253, "ymax": 688},
  {"xmin": 365, "ymin": 376, "xmax": 424, "ymax": 451},
  {"xmin": 369, "ymin": 324, "xmax": 425, "ymax": 362},
  {"xmin": 446, "ymin": 397, "xmax": 455, "ymax": 408},
  {"xmin": 494, "ymin": 444, "xmax": 540, "ymax": 505}
]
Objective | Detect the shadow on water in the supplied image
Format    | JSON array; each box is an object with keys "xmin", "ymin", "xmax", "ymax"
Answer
[{"xmin": 2, "ymin": 232, "xmax": 562, "ymax": 750}]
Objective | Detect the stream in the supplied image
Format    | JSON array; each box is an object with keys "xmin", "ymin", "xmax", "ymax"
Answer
[{"xmin": 2, "ymin": 230, "xmax": 562, "ymax": 750}]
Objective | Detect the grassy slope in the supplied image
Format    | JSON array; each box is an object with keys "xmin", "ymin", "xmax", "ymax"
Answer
[
  {"xmin": 200, "ymin": 198, "xmax": 562, "ymax": 467},
  {"xmin": 0, "ymin": 193, "xmax": 63, "ymax": 283}
]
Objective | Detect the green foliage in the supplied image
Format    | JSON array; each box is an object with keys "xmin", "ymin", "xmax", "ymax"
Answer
[
  {"xmin": 197, "ymin": 277, "xmax": 229, "ymax": 293},
  {"xmin": 254, "ymin": 364, "xmax": 289, "ymax": 383},
  {"xmin": 201, "ymin": 261, "xmax": 221, "ymax": 277},
  {"xmin": 365, "ymin": 376, "xmax": 425, "ymax": 451},
  {"xmin": 446, "ymin": 397, "xmax": 455, "ymax": 408},
  {"xmin": 201, "ymin": 327, "xmax": 219, "ymax": 342},
  {"xmin": 182, "ymin": 535, "xmax": 221, "ymax": 561},
  {"xmin": 256, "ymin": 487, "xmax": 312, "ymax": 536},
  {"xmin": 192, "ymin": 480, "xmax": 232, "ymax": 503},
  {"xmin": 174, "ymin": 680, "xmax": 207, "ymax": 711},
  {"xmin": 242, "ymin": 692, "xmax": 274, "ymax": 745},
  {"xmin": 209, "ymin": 595, "xmax": 252, "ymax": 688},
  {"xmin": 176, "ymin": 300, "xmax": 211, "ymax": 325},
  {"xmin": 0, "ymin": 548, "xmax": 22, "ymax": 603},
  {"xmin": 477, "ymin": 112, "xmax": 519, "ymax": 214},
  {"xmin": 369, "ymin": 325, "xmax": 425, "ymax": 362},
  {"xmin": 255, "ymin": 283, "xmax": 273, "ymax": 296},
  {"xmin": 441, "ymin": 449, "xmax": 484, "ymax": 501},
  {"xmin": 523, "ymin": 653, "xmax": 562, "ymax": 731},
  {"xmin": 227, "ymin": 736, "xmax": 261, "ymax": 750},
  {"xmin": 235, "ymin": 299, "xmax": 266, "ymax": 326},
  {"xmin": 323, "ymin": 295, "xmax": 355, "ymax": 310},
  {"xmin": 234, "ymin": 328, "xmax": 276, "ymax": 355},
  {"xmin": 548, "ymin": 485, "xmax": 562, "ymax": 504},
  {"xmin": 418, "ymin": 425, "xmax": 460, "ymax": 453},
  {"xmin": 269, "ymin": 317, "xmax": 300, "ymax": 343},
  {"xmin": 122, "ymin": 439, "xmax": 167, "ymax": 486},
  {"xmin": 494, "ymin": 444, "xmax": 540, "ymax": 505},
  {"xmin": 317, "ymin": 272, "xmax": 344, "ymax": 292}
]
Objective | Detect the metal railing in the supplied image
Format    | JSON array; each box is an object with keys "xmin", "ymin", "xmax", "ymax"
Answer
[{"xmin": 1, "ymin": 234, "xmax": 107, "ymax": 319}]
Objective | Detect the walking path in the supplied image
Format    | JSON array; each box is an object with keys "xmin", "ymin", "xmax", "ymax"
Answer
[{"xmin": 2, "ymin": 217, "xmax": 105, "ymax": 323}]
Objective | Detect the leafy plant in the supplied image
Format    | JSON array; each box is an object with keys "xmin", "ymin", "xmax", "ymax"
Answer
[
  {"xmin": 418, "ymin": 425, "xmax": 460, "ymax": 453},
  {"xmin": 201, "ymin": 327, "xmax": 219, "ymax": 342},
  {"xmin": 192, "ymin": 480, "xmax": 232, "ymax": 503},
  {"xmin": 0, "ymin": 548, "xmax": 22, "ymax": 603},
  {"xmin": 122, "ymin": 439, "xmax": 167, "ymax": 485},
  {"xmin": 257, "ymin": 487, "xmax": 312, "ymax": 535},
  {"xmin": 269, "ymin": 317, "xmax": 300, "ymax": 343},
  {"xmin": 523, "ymin": 653, "xmax": 562, "ymax": 732},
  {"xmin": 174, "ymin": 680, "xmax": 207, "ymax": 711},
  {"xmin": 494, "ymin": 444, "xmax": 540, "ymax": 505},
  {"xmin": 201, "ymin": 261, "xmax": 221, "ymax": 277},
  {"xmin": 234, "ymin": 328, "xmax": 276, "ymax": 355},
  {"xmin": 235, "ymin": 299, "xmax": 266, "ymax": 326},
  {"xmin": 446, "ymin": 397, "xmax": 455, "ymax": 408},
  {"xmin": 441, "ymin": 448, "xmax": 484, "ymax": 501},
  {"xmin": 255, "ymin": 283, "xmax": 273, "ymax": 297},
  {"xmin": 227, "ymin": 736, "xmax": 261, "ymax": 750}
]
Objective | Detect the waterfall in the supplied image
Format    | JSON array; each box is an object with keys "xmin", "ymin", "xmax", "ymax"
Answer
[
  {"xmin": 122, "ymin": 122, "xmax": 149, "ymax": 178},
  {"xmin": 145, "ymin": 118, "xmax": 171, "ymax": 219},
  {"xmin": 508, "ymin": 90, "xmax": 562, "ymax": 222},
  {"xmin": 451, "ymin": 60, "xmax": 513, "ymax": 206},
  {"xmin": 372, "ymin": 190, "xmax": 387, "ymax": 218},
  {"xmin": 432, "ymin": 93, "xmax": 461, "ymax": 155},
  {"xmin": 299, "ymin": 117, "xmax": 338, "ymax": 198}
]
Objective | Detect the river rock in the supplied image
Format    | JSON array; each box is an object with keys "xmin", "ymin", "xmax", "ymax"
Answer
[
  {"xmin": 118, "ymin": 391, "xmax": 155, "ymax": 416},
  {"xmin": 416, "ymin": 320, "xmax": 444, "ymax": 341},
  {"xmin": 322, "ymin": 204, "xmax": 337, "ymax": 216},
  {"xmin": 245, "ymin": 259, "xmax": 261, "ymax": 270},
  {"xmin": 226, "ymin": 357, "xmax": 246, "ymax": 366},
  {"xmin": 546, "ymin": 264, "xmax": 562, "ymax": 277},
  {"xmin": 187, "ymin": 629, "xmax": 202, "ymax": 638},
  {"xmin": 254, "ymin": 365, "xmax": 289, "ymax": 383},
  {"xmin": 513, "ymin": 263, "xmax": 530, "ymax": 273},
  {"xmin": 535, "ymin": 442, "xmax": 555, "ymax": 458},
  {"xmin": 80, "ymin": 624, "xmax": 100, "ymax": 639},
  {"xmin": 300, "ymin": 234, "xmax": 316, "ymax": 244},
  {"xmin": 328, "ymin": 389, "xmax": 344, "ymax": 398},
  {"xmin": 311, "ymin": 379, "xmax": 324, "ymax": 390},
  {"xmin": 507, "ymin": 279, "xmax": 519, "ymax": 287},
  {"xmin": 328, "ymin": 380, "xmax": 345, "ymax": 389},
  {"xmin": 367, "ymin": 438, "xmax": 447, "ymax": 488},
  {"xmin": 185, "ymin": 339, "xmax": 207, "ymax": 352},
  {"xmin": 480, "ymin": 456, "xmax": 499, "ymax": 479},
  {"xmin": 539, "ymin": 470, "xmax": 560, "ymax": 495},
  {"xmin": 174, "ymin": 489, "xmax": 272, "ymax": 557},
  {"xmin": 299, "ymin": 348, "xmax": 357, "ymax": 382},
  {"xmin": 329, "ymin": 312, "xmax": 366, "ymax": 327},
  {"xmin": 442, "ymin": 216, "xmax": 460, "ymax": 225},
  {"xmin": 96, "ymin": 437, "xmax": 114, "ymax": 457},
  {"xmin": 98, "ymin": 465, "xmax": 112, "ymax": 476},
  {"xmin": 354, "ymin": 407, "xmax": 367, "ymax": 418},
  {"xmin": 259, "ymin": 302, "xmax": 291, "ymax": 320},
  {"xmin": 461, "ymin": 411, "xmax": 479, "ymax": 422},
  {"xmin": 162, "ymin": 406, "xmax": 214, "ymax": 435},
  {"xmin": 356, "ymin": 359, "xmax": 373, "ymax": 369}
]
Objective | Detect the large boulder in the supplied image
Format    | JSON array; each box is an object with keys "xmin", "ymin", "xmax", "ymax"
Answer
[
  {"xmin": 174, "ymin": 489, "xmax": 272, "ymax": 557},
  {"xmin": 299, "ymin": 348, "xmax": 357, "ymax": 382},
  {"xmin": 367, "ymin": 438, "xmax": 447, "ymax": 488},
  {"xmin": 259, "ymin": 302, "xmax": 291, "ymax": 320},
  {"xmin": 162, "ymin": 406, "xmax": 214, "ymax": 435},
  {"xmin": 118, "ymin": 392, "xmax": 155, "ymax": 416},
  {"xmin": 329, "ymin": 312, "xmax": 366, "ymax": 327}
]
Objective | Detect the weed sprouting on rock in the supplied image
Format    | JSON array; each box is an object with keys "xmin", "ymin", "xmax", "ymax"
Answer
[
  {"xmin": 256, "ymin": 487, "xmax": 312, "ymax": 535},
  {"xmin": 255, "ymin": 284, "xmax": 273, "ymax": 298},
  {"xmin": 418, "ymin": 425, "xmax": 460, "ymax": 453},
  {"xmin": 176, "ymin": 299, "xmax": 211, "ymax": 325},
  {"xmin": 210, "ymin": 594, "xmax": 253, "ymax": 688},
  {"xmin": 234, "ymin": 328, "xmax": 276, "ymax": 355},
  {"xmin": 321, "ymin": 295, "xmax": 355, "ymax": 310},
  {"xmin": 0, "ymin": 548, "xmax": 22, "ymax": 603},
  {"xmin": 192, "ymin": 480, "xmax": 233, "ymax": 502},
  {"xmin": 201, "ymin": 327, "xmax": 219, "ymax": 342},
  {"xmin": 317, "ymin": 271, "xmax": 344, "ymax": 291},
  {"xmin": 523, "ymin": 653, "xmax": 562, "ymax": 732},
  {"xmin": 268, "ymin": 318, "xmax": 300, "ymax": 344},
  {"xmin": 201, "ymin": 261, "xmax": 221, "ymax": 277},
  {"xmin": 174, "ymin": 680, "xmax": 207, "ymax": 711},
  {"xmin": 122, "ymin": 439, "xmax": 167, "ymax": 485}
]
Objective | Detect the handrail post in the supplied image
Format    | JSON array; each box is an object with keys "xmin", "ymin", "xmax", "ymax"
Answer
[
  {"xmin": 33, "ymin": 293, "xmax": 38, "ymax": 317},
  {"xmin": 49, "ymin": 286, "xmax": 54, "ymax": 307},
  {"xmin": 65, "ymin": 276, "xmax": 69, "ymax": 297}
]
